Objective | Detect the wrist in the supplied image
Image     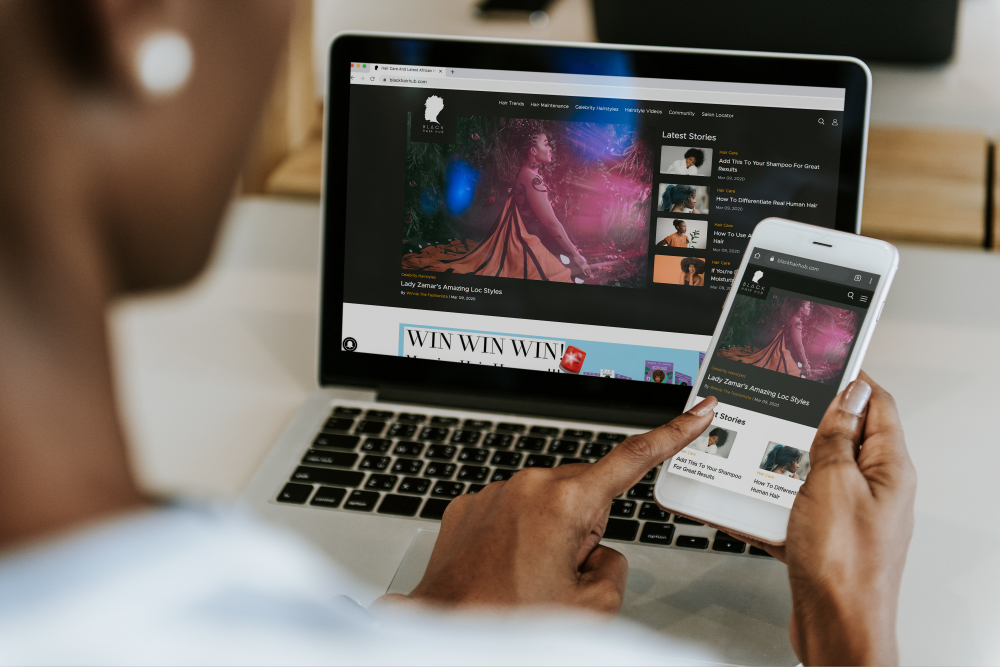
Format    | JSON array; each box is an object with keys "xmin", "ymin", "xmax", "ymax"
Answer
[{"xmin": 795, "ymin": 588, "xmax": 898, "ymax": 666}]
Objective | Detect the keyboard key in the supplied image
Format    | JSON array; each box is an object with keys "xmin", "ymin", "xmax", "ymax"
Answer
[
  {"xmin": 529, "ymin": 426, "xmax": 560, "ymax": 437},
  {"xmin": 312, "ymin": 433, "xmax": 360, "ymax": 450},
  {"xmin": 276, "ymin": 482, "xmax": 312, "ymax": 504},
  {"xmin": 676, "ymin": 536, "xmax": 710, "ymax": 550},
  {"xmin": 458, "ymin": 447, "xmax": 489, "ymax": 463},
  {"xmin": 749, "ymin": 546, "xmax": 773, "ymax": 557},
  {"xmin": 582, "ymin": 442, "xmax": 613, "ymax": 458},
  {"xmin": 457, "ymin": 465, "xmax": 489, "ymax": 482},
  {"xmin": 563, "ymin": 429, "xmax": 593, "ymax": 440},
  {"xmin": 323, "ymin": 417, "xmax": 354, "ymax": 432},
  {"xmin": 491, "ymin": 468, "xmax": 518, "ymax": 482},
  {"xmin": 398, "ymin": 477, "xmax": 430, "ymax": 495},
  {"xmin": 431, "ymin": 416, "xmax": 459, "ymax": 427},
  {"xmin": 420, "ymin": 498, "xmax": 451, "ymax": 520},
  {"xmin": 355, "ymin": 420, "xmax": 386, "ymax": 435},
  {"xmin": 332, "ymin": 407, "xmax": 361, "ymax": 417},
  {"xmin": 597, "ymin": 432, "xmax": 628, "ymax": 443},
  {"xmin": 366, "ymin": 410, "xmax": 394, "ymax": 421},
  {"xmin": 516, "ymin": 436, "xmax": 546, "ymax": 451},
  {"xmin": 496, "ymin": 422, "xmax": 526, "ymax": 433},
  {"xmin": 674, "ymin": 516, "xmax": 704, "ymax": 526},
  {"xmin": 359, "ymin": 455, "xmax": 390, "ymax": 471},
  {"xmin": 713, "ymin": 532, "xmax": 747, "ymax": 554},
  {"xmin": 603, "ymin": 518, "xmax": 640, "ymax": 541},
  {"xmin": 424, "ymin": 462, "xmax": 456, "ymax": 479},
  {"xmin": 301, "ymin": 450, "xmax": 357, "ymax": 468},
  {"xmin": 309, "ymin": 486, "xmax": 347, "ymax": 508},
  {"xmin": 343, "ymin": 490, "xmax": 379, "ymax": 511},
  {"xmin": 365, "ymin": 474, "xmax": 398, "ymax": 491},
  {"xmin": 387, "ymin": 423, "xmax": 417, "ymax": 438},
  {"xmin": 432, "ymin": 481, "xmax": 465, "ymax": 498},
  {"xmin": 391, "ymin": 458, "xmax": 424, "ymax": 475},
  {"xmin": 377, "ymin": 494, "xmax": 421, "ymax": 517},
  {"xmin": 639, "ymin": 502, "xmax": 670, "ymax": 522},
  {"xmin": 558, "ymin": 457, "xmax": 587, "ymax": 465},
  {"xmin": 610, "ymin": 499, "xmax": 637, "ymax": 518},
  {"xmin": 639, "ymin": 522, "xmax": 675, "ymax": 545},
  {"xmin": 450, "ymin": 430, "xmax": 481, "ymax": 445},
  {"xmin": 360, "ymin": 438, "xmax": 392, "ymax": 453},
  {"xmin": 426, "ymin": 445, "xmax": 456, "ymax": 460},
  {"xmin": 627, "ymin": 483, "xmax": 654, "ymax": 500},
  {"xmin": 464, "ymin": 419, "xmax": 492, "ymax": 430},
  {"xmin": 524, "ymin": 455, "xmax": 555, "ymax": 468},
  {"xmin": 393, "ymin": 441, "xmax": 424, "ymax": 457},
  {"xmin": 642, "ymin": 468, "xmax": 658, "ymax": 482},
  {"xmin": 290, "ymin": 466, "xmax": 363, "ymax": 487},
  {"xmin": 491, "ymin": 451, "xmax": 523, "ymax": 467},
  {"xmin": 396, "ymin": 413, "xmax": 426, "ymax": 424},
  {"xmin": 482, "ymin": 433, "xmax": 513, "ymax": 449},
  {"xmin": 419, "ymin": 426, "xmax": 450, "ymax": 441},
  {"xmin": 466, "ymin": 484, "xmax": 485, "ymax": 493},
  {"xmin": 548, "ymin": 439, "xmax": 579, "ymax": 455}
]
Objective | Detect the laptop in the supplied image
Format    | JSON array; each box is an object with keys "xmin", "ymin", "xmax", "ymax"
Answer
[{"xmin": 241, "ymin": 33, "xmax": 870, "ymax": 666}]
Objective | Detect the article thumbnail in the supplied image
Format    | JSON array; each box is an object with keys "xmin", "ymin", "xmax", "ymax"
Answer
[
  {"xmin": 655, "ymin": 217, "xmax": 707, "ymax": 249},
  {"xmin": 675, "ymin": 372, "xmax": 692, "ymax": 386},
  {"xmin": 689, "ymin": 425, "xmax": 736, "ymax": 459},
  {"xmin": 644, "ymin": 360, "xmax": 674, "ymax": 383},
  {"xmin": 759, "ymin": 442, "xmax": 811, "ymax": 481},
  {"xmin": 653, "ymin": 255, "xmax": 706, "ymax": 286},
  {"xmin": 660, "ymin": 145, "xmax": 712, "ymax": 177},
  {"xmin": 657, "ymin": 183, "xmax": 709, "ymax": 214},
  {"xmin": 716, "ymin": 293, "xmax": 862, "ymax": 385},
  {"xmin": 401, "ymin": 117, "xmax": 653, "ymax": 287}
]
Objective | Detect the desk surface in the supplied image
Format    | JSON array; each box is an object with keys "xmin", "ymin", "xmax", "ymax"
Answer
[{"xmin": 111, "ymin": 197, "xmax": 1000, "ymax": 666}]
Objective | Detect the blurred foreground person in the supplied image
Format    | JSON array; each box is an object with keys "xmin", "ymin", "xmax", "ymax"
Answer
[{"xmin": 0, "ymin": 2, "xmax": 916, "ymax": 665}]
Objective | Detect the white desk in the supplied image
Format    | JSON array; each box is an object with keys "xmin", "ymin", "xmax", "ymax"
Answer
[{"xmin": 111, "ymin": 197, "xmax": 1000, "ymax": 665}]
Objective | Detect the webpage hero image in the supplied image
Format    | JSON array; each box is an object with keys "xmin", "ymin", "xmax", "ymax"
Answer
[
  {"xmin": 667, "ymin": 248, "xmax": 880, "ymax": 508},
  {"xmin": 341, "ymin": 62, "xmax": 846, "ymax": 386}
]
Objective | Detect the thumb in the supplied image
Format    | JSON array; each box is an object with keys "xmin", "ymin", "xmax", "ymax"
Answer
[
  {"xmin": 809, "ymin": 379, "xmax": 872, "ymax": 473},
  {"xmin": 572, "ymin": 545, "xmax": 629, "ymax": 615}
]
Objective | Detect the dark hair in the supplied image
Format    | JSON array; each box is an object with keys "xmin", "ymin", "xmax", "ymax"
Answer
[
  {"xmin": 661, "ymin": 184, "xmax": 696, "ymax": 211},
  {"xmin": 672, "ymin": 219, "xmax": 686, "ymax": 229},
  {"xmin": 515, "ymin": 121, "xmax": 549, "ymax": 163},
  {"xmin": 762, "ymin": 444, "xmax": 803, "ymax": 472},
  {"xmin": 680, "ymin": 257, "xmax": 706, "ymax": 275},
  {"xmin": 684, "ymin": 148, "xmax": 705, "ymax": 167},
  {"xmin": 651, "ymin": 369, "xmax": 666, "ymax": 382},
  {"xmin": 708, "ymin": 427, "xmax": 729, "ymax": 447}
]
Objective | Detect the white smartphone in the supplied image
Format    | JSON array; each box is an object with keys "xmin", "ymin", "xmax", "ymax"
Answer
[{"xmin": 653, "ymin": 218, "xmax": 898, "ymax": 545}]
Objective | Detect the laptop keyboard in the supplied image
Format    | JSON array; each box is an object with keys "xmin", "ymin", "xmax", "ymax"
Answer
[{"xmin": 275, "ymin": 405, "xmax": 772, "ymax": 558}]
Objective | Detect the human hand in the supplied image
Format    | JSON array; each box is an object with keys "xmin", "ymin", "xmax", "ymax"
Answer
[
  {"xmin": 573, "ymin": 252, "xmax": 594, "ymax": 279},
  {"xmin": 387, "ymin": 396, "xmax": 718, "ymax": 614},
  {"xmin": 750, "ymin": 372, "xmax": 916, "ymax": 665}
]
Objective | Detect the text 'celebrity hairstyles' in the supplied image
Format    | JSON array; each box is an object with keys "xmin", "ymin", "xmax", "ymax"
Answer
[
  {"xmin": 684, "ymin": 148, "xmax": 705, "ymax": 167},
  {"xmin": 661, "ymin": 184, "xmax": 696, "ymax": 211},
  {"xmin": 681, "ymin": 257, "xmax": 706, "ymax": 275},
  {"xmin": 708, "ymin": 427, "xmax": 729, "ymax": 447},
  {"xmin": 762, "ymin": 444, "xmax": 803, "ymax": 471}
]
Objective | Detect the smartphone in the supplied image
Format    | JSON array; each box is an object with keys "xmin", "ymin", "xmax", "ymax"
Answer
[{"xmin": 653, "ymin": 218, "xmax": 898, "ymax": 544}]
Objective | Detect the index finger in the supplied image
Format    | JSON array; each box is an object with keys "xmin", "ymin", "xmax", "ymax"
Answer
[{"xmin": 582, "ymin": 396, "xmax": 717, "ymax": 499}]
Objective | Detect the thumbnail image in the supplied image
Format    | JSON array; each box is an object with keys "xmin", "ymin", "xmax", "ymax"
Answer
[
  {"xmin": 675, "ymin": 372, "xmax": 692, "ymax": 386},
  {"xmin": 644, "ymin": 360, "xmax": 674, "ymax": 383},
  {"xmin": 655, "ymin": 217, "xmax": 707, "ymax": 249},
  {"xmin": 688, "ymin": 425, "xmax": 736, "ymax": 459},
  {"xmin": 759, "ymin": 442, "xmax": 811, "ymax": 481},
  {"xmin": 657, "ymin": 183, "xmax": 709, "ymax": 214},
  {"xmin": 716, "ymin": 292, "xmax": 863, "ymax": 385},
  {"xmin": 401, "ymin": 117, "xmax": 654, "ymax": 287},
  {"xmin": 698, "ymin": 352, "xmax": 705, "ymax": 367},
  {"xmin": 660, "ymin": 145, "xmax": 712, "ymax": 177},
  {"xmin": 653, "ymin": 255, "xmax": 706, "ymax": 286}
]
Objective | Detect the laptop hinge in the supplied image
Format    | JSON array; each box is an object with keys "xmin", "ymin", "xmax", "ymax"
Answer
[{"xmin": 375, "ymin": 384, "xmax": 680, "ymax": 429}]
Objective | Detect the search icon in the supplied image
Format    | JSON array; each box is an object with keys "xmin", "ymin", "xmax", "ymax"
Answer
[
  {"xmin": 818, "ymin": 118, "xmax": 825, "ymax": 125},
  {"xmin": 847, "ymin": 291, "xmax": 854, "ymax": 299}
]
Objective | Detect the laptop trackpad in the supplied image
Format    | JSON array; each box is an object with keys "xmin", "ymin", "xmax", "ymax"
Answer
[{"xmin": 386, "ymin": 528, "xmax": 438, "ymax": 595}]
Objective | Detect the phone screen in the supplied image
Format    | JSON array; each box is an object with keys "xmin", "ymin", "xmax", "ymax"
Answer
[{"xmin": 666, "ymin": 247, "xmax": 880, "ymax": 508}]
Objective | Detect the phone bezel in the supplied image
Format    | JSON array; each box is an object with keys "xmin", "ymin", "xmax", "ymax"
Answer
[{"xmin": 652, "ymin": 218, "xmax": 899, "ymax": 544}]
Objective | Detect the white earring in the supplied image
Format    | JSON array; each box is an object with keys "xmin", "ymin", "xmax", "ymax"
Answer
[{"xmin": 135, "ymin": 31, "xmax": 193, "ymax": 97}]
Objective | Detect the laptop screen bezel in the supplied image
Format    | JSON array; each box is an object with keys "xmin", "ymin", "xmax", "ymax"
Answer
[{"xmin": 319, "ymin": 33, "xmax": 871, "ymax": 416}]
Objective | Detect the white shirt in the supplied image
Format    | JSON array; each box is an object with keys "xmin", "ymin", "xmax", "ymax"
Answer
[
  {"xmin": 0, "ymin": 504, "xmax": 711, "ymax": 666},
  {"xmin": 665, "ymin": 159, "xmax": 699, "ymax": 176}
]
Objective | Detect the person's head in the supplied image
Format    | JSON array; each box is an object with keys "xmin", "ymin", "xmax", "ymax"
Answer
[
  {"xmin": 799, "ymin": 301, "xmax": 813, "ymax": 317},
  {"xmin": 680, "ymin": 257, "xmax": 706, "ymax": 276},
  {"xmin": 707, "ymin": 427, "xmax": 729, "ymax": 448},
  {"xmin": 684, "ymin": 148, "xmax": 705, "ymax": 168},
  {"xmin": 0, "ymin": 1, "xmax": 291, "ymax": 294},
  {"xmin": 518, "ymin": 124, "xmax": 552, "ymax": 165},
  {"xmin": 672, "ymin": 219, "xmax": 687, "ymax": 234},
  {"xmin": 661, "ymin": 184, "xmax": 697, "ymax": 211},
  {"xmin": 765, "ymin": 444, "xmax": 803, "ymax": 472},
  {"xmin": 652, "ymin": 369, "xmax": 665, "ymax": 383}
]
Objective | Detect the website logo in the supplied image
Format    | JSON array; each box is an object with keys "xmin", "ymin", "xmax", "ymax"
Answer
[
  {"xmin": 424, "ymin": 95, "xmax": 444, "ymax": 124},
  {"xmin": 752, "ymin": 270, "xmax": 763, "ymax": 284}
]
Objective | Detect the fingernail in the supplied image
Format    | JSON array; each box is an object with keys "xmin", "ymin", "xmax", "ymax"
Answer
[
  {"xmin": 841, "ymin": 380, "xmax": 871, "ymax": 416},
  {"xmin": 688, "ymin": 396, "xmax": 718, "ymax": 416}
]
